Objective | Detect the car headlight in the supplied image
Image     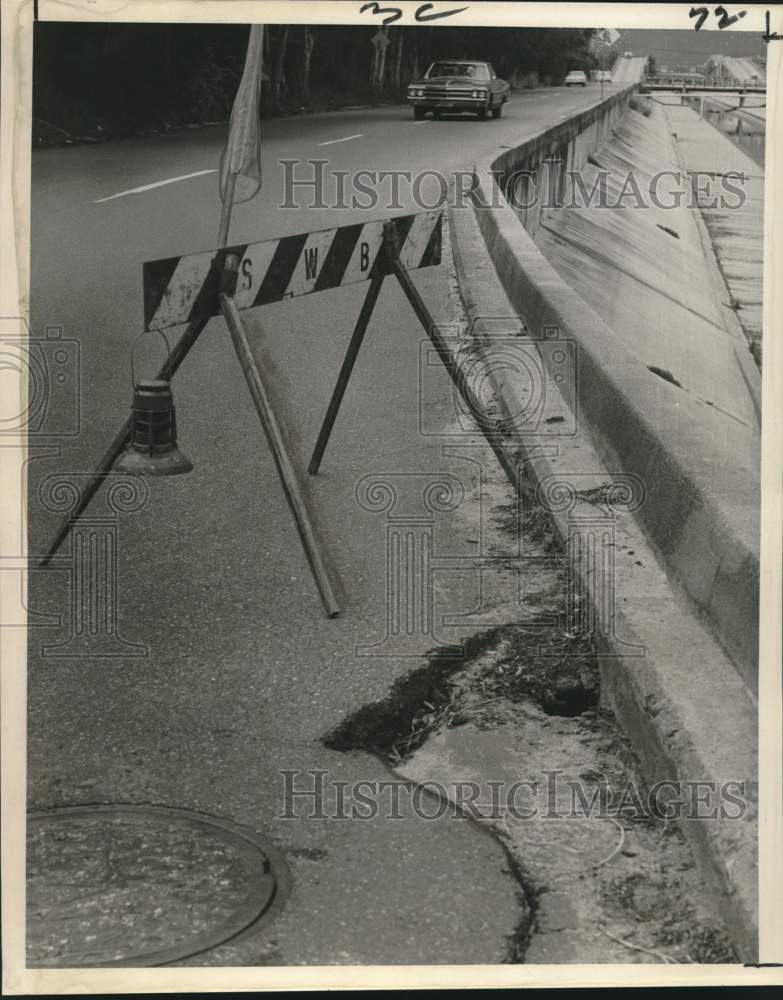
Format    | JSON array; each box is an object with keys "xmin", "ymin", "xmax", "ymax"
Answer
[{"xmin": 472, "ymin": 90, "xmax": 487, "ymax": 99}]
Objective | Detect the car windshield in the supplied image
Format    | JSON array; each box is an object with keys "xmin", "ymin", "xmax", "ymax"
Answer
[{"xmin": 426, "ymin": 62, "xmax": 488, "ymax": 80}]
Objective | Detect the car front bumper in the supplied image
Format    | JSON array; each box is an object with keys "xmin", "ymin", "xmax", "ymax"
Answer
[{"xmin": 407, "ymin": 97, "xmax": 488, "ymax": 112}]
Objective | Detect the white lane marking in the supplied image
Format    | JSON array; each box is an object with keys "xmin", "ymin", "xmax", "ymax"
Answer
[
  {"xmin": 95, "ymin": 169, "xmax": 217, "ymax": 203},
  {"xmin": 413, "ymin": 119, "xmax": 432, "ymax": 124},
  {"xmin": 318, "ymin": 133, "xmax": 363, "ymax": 146}
]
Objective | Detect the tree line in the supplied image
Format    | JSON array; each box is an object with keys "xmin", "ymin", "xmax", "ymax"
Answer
[{"xmin": 33, "ymin": 23, "xmax": 597, "ymax": 139}]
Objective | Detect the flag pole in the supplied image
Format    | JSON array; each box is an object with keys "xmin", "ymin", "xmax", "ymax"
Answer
[
  {"xmin": 217, "ymin": 170, "xmax": 238, "ymax": 248},
  {"xmin": 217, "ymin": 23, "xmax": 264, "ymax": 248}
]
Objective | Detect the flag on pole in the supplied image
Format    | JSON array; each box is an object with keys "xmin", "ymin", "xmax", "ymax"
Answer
[{"xmin": 219, "ymin": 24, "xmax": 265, "ymax": 205}]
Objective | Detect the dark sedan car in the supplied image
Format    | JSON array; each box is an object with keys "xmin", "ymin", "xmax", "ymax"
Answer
[{"xmin": 406, "ymin": 60, "xmax": 510, "ymax": 120}]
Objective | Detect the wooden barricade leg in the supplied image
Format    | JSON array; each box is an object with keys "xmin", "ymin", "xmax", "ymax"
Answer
[
  {"xmin": 308, "ymin": 274, "xmax": 385, "ymax": 475},
  {"xmin": 388, "ymin": 255, "xmax": 520, "ymax": 486},
  {"xmin": 40, "ymin": 300, "xmax": 217, "ymax": 566},
  {"xmin": 219, "ymin": 273, "xmax": 341, "ymax": 618},
  {"xmin": 40, "ymin": 168, "xmax": 244, "ymax": 567}
]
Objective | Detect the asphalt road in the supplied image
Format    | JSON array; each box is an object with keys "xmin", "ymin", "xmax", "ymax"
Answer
[
  {"xmin": 27, "ymin": 86, "xmax": 621, "ymax": 967},
  {"xmin": 723, "ymin": 56, "xmax": 765, "ymax": 84},
  {"xmin": 610, "ymin": 55, "xmax": 647, "ymax": 85}
]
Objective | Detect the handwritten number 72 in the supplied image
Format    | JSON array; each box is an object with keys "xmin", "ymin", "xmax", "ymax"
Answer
[{"xmin": 690, "ymin": 6, "xmax": 748, "ymax": 30}]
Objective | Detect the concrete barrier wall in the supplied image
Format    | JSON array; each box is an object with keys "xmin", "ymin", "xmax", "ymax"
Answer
[
  {"xmin": 489, "ymin": 90, "xmax": 629, "ymax": 238},
  {"xmin": 468, "ymin": 89, "xmax": 759, "ymax": 694}
]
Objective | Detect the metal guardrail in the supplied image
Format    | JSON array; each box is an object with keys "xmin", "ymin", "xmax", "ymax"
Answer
[{"xmin": 641, "ymin": 82, "xmax": 765, "ymax": 94}]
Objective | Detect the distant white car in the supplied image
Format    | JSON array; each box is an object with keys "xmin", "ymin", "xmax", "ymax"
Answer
[
  {"xmin": 623, "ymin": 51, "xmax": 633, "ymax": 58},
  {"xmin": 565, "ymin": 70, "xmax": 588, "ymax": 87},
  {"xmin": 595, "ymin": 69, "xmax": 613, "ymax": 83}
]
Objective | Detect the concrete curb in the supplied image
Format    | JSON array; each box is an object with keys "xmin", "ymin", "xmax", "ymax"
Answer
[
  {"xmin": 448, "ymin": 196, "xmax": 758, "ymax": 959},
  {"xmin": 468, "ymin": 124, "xmax": 760, "ymax": 696}
]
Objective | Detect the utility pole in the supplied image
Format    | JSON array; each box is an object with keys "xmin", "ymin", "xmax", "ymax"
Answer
[{"xmin": 592, "ymin": 28, "xmax": 620, "ymax": 98}]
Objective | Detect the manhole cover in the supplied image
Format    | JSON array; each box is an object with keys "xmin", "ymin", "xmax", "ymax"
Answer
[{"xmin": 27, "ymin": 805, "xmax": 289, "ymax": 967}]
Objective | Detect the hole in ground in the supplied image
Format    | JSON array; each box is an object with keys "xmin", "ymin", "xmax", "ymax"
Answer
[
  {"xmin": 322, "ymin": 621, "xmax": 600, "ymax": 760},
  {"xmin": 540, "ymin": 683, "xmax": 598, "ymax": 717},
  {"xmin": 322, "ymin": 630, "xmax": 502, "ymax": 758}
]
